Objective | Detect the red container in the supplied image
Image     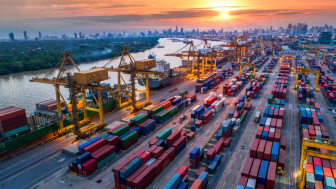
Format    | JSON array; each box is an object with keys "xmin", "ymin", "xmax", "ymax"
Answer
[
  {"xmin": 322, "ymin": 159, "xmax": 331, "ymax": 168},
  {"xmin": 172, "ymin": 136, "xmax": 186, "ymax": 150},
  {"xmin": 147, "ymin": 145, "xmax": 158, "ymax": 154},
  {"xmin": 266, "ymin": 162, "xmax": 276, "ymax": 188},
  {"xmin": 314, "ymin": 157, "xmax": 322, "ymax": 166},
  {"xmin": 250, "ymin": 158, "xmax": 261, "ymax": 179},
  {"xmin": 207, "ymin": 148, "xmax": 215, "ymax": 160},
  {"xmin": 280, "ymin": 136, "xmax": 287, "ymax": 150},
  {"xmin": 257, "ymin": 140, "xmax": 266, "ymax": 160},
  {"xmin": 108, "ymin": 123, "xmax": 126, "ymax": 134},
  {"xmin": 238, "ymin": 176, "xmax": 248, "ymax": 186},
  {"xmin": 135, "ymin": 150, "xmax": 145, "ymax": 157},
  {"xmin": 149, "ymin": 139, "xmax": 159, "ymax": 148},
  {"xmin": 0, "ymin": 107, "xmax": 26, "ymax": 122},
  {"xmin": 250, "ymin": 139, "xmax": 260, "ymax": 158},
  {"xmin": 83, "ymin": 138, "xmax": 106, "ymax": 153},
  {"xmin": 196, "ymin": 167, "xmax": 207, "ymax": 178},
  {"xmin": 241, "ymin": 157, "xmax": 253, "ymax": 177},
  {"xmin": 166, "ymin": 147, "xmax": 176, "ymax": 162},
  {"xmin": 274, "ymin": 133, "xmax": 281, "ymax": 142},
  {"xmin": 132, "ymin": 166, "xmax": 155, "ymax": 189},
  {"xmin": 177, "ymin": 166, "xmax": 188, "ymax": 181},
  {"xmin": 113, "ymin": 155, "xmax": 136, "ymax": 188},
  {"xmin": 268, "ymin": 132, "xmax": 275, "ymax": 142},
  {"xmin": 264, "ymin": 127, "xmax": 269, "ymax": 132},
  {"xmin": 92, "ymin": 145, "xmax": 115, "ymax": 163},
  {"xmin": 279, "ymin": 110, "xmax": 284, "ymax": 119},
  {"xmin": 270, "ymin": 118, "xmax": 277, "ymax": 128},
  {"xmin": 126, "ymin": 164, "xmax": 149, "ymax": 188},
  {"xmin": 322, "ymin": 131, "xmax": 330, "ymax": 139},
  {"xmin": 190, "ymin": 154, "xmax": 200, "ymax": 169},
  {"xmin": 138, "ymin": 119, "xmax": 151, "ymax": 127},
  {"xmin": 256, "ymin": 130, "xmax": 262, "ymax": 139},
  {"xmin": 81, "ymin": 159, "xmax": 97, "ymax": 177},
  {"xmin": 158, "ymin": 153, "xmax": 169, "ymax": 169},
  {"xmin": 120, "ymin": 137, "xmax": 138, "ymax": 150},
  {"xmin": 278, "ymin": 150, "xmax": 286, "ymax": 169},
  {"xmin": 264, "ymin": 141, "xmax": 272, "ymax": 161},
  {"xmin": 152, "ymin": 146, "xmax": 164, "ymax": 159},
  {"xmin": 276, "ymin": 119, "xmax": 282, "ymax": 128},
  {"xmin": 224, "ymin": 138, "xmax": 231, "ymax": 148},
  {"xmin": 190, "ymin": 179, "xmax": 203, "ymax": 189},
  {"xmin": 323, "ymin": 167, "xmax": 333, "ymax": 179},
  {"xmin": 166, "ymin": 130, "xmax": 181, "ymax": 145},
  {"xmin": 140, "ymin": 151, "xmax": 151, "ymax": 163},
  {"xmin": 150, "ymin": 160, "xmax": 163, "ymax": 177}
]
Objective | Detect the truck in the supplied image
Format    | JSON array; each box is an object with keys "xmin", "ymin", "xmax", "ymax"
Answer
[
  {"xmin": 254, "ymin": 111, "xmax": 261, "ymax": 123},
  {"xmin": 232, "ymin": 118, "xmax": 242, "ymax": 134}
]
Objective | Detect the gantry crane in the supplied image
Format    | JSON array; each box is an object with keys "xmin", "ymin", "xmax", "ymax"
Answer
[
  {"xmin": 297, "ymin": 137, "xmax": 336, "ymax": 189},
  {"xmin": 239, "ymin": 64, "xmax": 256, "ymax": 78},
  {"xmin": 306, "ymin": 49, "xmax": 319, "ymax": 60},
  {"xmin": 279, "ymin": 56, "xmax": 295, "ymax": 70},
  {"xmin": 103, "ymin": 46, "xmax": 162, "ymax": 111},
  {"xmin": 322, "ymin": 51, "xmax": 336, "ymax": 65},
  {"xmin": 295, "ymin": 68, "xmax": 320, "ymax": 91},
  {"xmin": 30, "ymin": 52, "xmax": 116, "ymax": 138}
]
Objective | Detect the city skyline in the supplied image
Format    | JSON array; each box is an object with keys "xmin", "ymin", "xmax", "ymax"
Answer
[{"xmin": 1, "ymin": 0, "xmax": 336, "ymax": 39}]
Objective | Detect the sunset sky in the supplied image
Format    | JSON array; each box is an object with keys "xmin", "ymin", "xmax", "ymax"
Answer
[{"xmin": 1, "ymin": 0, "xmax": 336, "ymax": 39}]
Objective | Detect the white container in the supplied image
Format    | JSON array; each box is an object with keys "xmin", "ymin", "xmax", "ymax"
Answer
[
  {"xmin": 191, "ymin": 105, "xmax": 200, "ymax": 114},
  {"xmin": 199, "ymin": 48, "xmax": 212, "ymax": 54},
  {"xmin": 269, "ymin": 128, "xmax": 275, "ymax": 133},
  {"xmin": 246, "ymin": 178, "xmax": 256, "ymax": 188},
  {"xmin": 145, "ymin": 158, "xmax": 156, "ymax": 165},
  {"xmin": 204, "ymin": 96, "xmax": 210, "ymax": 105},
  {"xmin": 315, "ymin": 130, "xmax": 322, "ymax": 138},
  {"xmin": 232, "ymin": 126, "xmax": 239, "ymax": 134}
]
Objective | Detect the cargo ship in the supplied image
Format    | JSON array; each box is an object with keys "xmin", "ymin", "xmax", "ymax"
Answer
[{"xmin": 139, "ymin": 53, "xmax": 184, "ymax": 89}]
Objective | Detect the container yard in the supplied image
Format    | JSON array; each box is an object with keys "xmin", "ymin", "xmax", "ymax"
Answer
[{"xmin": 2, "ymin": 38, "xmax": 336, "ymax": 189}]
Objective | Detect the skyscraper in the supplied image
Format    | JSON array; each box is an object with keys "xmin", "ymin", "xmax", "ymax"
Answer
[
  {"xmin": 74, "ymin": 33, "xmax": 77, "ymax": 39},
  {"xmin": 181, "ymin": 28, "xmax": 183, "ymax": 35},
  {"xmin": 39, "ymin": 31, "xmax": 42, "ymax": 39},
  {"xmin": 9, "ymin": 32, "xmax": 14, "ymax": 41},
  {"xmin": 197, "ymin": 28, "xmax": 199, "ymax": 35},
  {"xmin": 176, "ymin": 26, "xmax": 178, "ymax": 32},
  {"xmin": 23, "ymin": 31, "xmax": 28, "ymax": 40},
  {"xmin": 103, "ymin": 31, "xmax": 105, "ymax": 37}
]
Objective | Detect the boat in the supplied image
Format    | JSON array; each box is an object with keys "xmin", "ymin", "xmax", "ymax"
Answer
[
  {"xmin": 138, "ymin": 53, "xmax": 183, "ymax": 89},
  {"xmin": 157, "ymin": 45, "xmax": 165, "ymax": 48}
]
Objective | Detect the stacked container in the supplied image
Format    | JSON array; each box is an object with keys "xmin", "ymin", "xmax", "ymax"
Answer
[{"xmin": 0, "ymin": 107, "xmax": 29, "ymax": 138}]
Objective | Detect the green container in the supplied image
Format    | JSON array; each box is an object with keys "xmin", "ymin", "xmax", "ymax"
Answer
[
  {"xmin": 180, "ymin": 90, "xmax": 188, "ymax": 96},
  {"xmin": 239, "ymin": 115, "xmax": 245, "ymax": 122},
  {"xmin": 268, "ymin": 95, "xmax": 273, "ymax": 103},
  {"xmin": 97, "ymin": 152, "xmax": 116, "ymax": 169},
  {"xmin": 133, "ymin": 114, "xmax": 148, "ymax": 125},
  {"xmin": 100, "ymin": 133, "xmax": 110, "ymax": 138},
  {"xmin": 304, "ymin": 105, "xmax": 309, "ymax": 108},
  {"xmin": 151, "ymin": 106, "xmax": 163, "ymax": 115},
  {"xmin": 169, "ymin": 106, "xmax": 178, "ymax": 117},
  {"xmin": 178, "ymin": 107, "xmax": 184, "ymax": 112},
  {"xmin": 2, "ymin": 125, "xmax": 29, "ymax": 138},
  {"xmin": 158, "ymin": 111, "xmax": 170, "ymax": 120},
  {"xmin": 275, "ymin": 105, "xmax": 280, "ymax": 108},
  {"xmin": 307, "ymin": 93, "xmax": 310, "ymax": 98},
  {"xmin": 120, "ymin": 131, "xmax": 138, "ymax": 145},
  {"xmin": 130, "ymin": 113, "xmax": 142, "ymax": 122},
  {"xmin": 300, "ymin": 110, "xmax": 306, "ymax": 114},
  {"xmin": 112, "ymin": 125, "xmax": 130, "ymax": 136},
  {"xmin": 156, "ymin": 128, "xmax": 172, "ymax": 140},
  {"xmin": 276, "ymin": 99, "xmax": 281, "ymax": 105}
]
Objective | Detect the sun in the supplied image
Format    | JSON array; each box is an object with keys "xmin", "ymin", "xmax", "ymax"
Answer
[{"xmin": 221, "ymin": 12, "xmax": 228, "ymax": 19}]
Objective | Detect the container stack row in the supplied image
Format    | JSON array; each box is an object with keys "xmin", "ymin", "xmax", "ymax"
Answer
[
  {"xmin": 163, "ymin": 166, "xmax": 190, "ymax": 189},
  {"xmin": 222, "ymin": 71, "xmax": 253, "ymax": 96},
  {"xmin": 195, "ymin": 73, "xmax": 226, "ymax": 93},
  {"xmin": 319, "ymin": 75, "xmax": 336, "ymax": 106},
  {"xmin": 69, "ymin": 134, "xmax": 119, "ymax": 177},
  {"xmin": 325, "ymin": 56, "xmax": 336, "ymax": 74},
  {"xmin": 245, "ymin": 74, "xmax": 268, "ymax": 99},
  {"xmin": 307, "ymin": 58, "xmax": 324, "ymax": 73},
  {"xmin": 250, "ymin": 55, "xmax": 269, "ymax": 69},
  {"xmin": 305, "ymin": 155, "xmax": 336, "ymax": 188},
  {"xmin": 263, "ymin": 57, "xmax": 278, "ymax": 73},
  {"xmin": 113, "ymin": 128, "xmax": 186, "ymax": 189},
  {"xmin": 0, "ymin": 107, "xmax": 29, "ymax": 138}
]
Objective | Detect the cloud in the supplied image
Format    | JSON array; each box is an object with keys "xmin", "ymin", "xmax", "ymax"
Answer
[
  {"xmin": 193, "ymin": 6, "xmax": 248, "ymax": 10},
  {"xmin": 25, "ymin": 3, "xmax": 151, "ymax": 10},
  {"xmin": 228, "ymin": 9, "xmax": 307, "ymax": 16}
]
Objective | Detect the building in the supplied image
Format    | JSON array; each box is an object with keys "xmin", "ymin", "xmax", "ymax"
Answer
[
  {"xmin": 302, "ymin": 24, "xmax": 308, "ymax": 35},
  {"xmin": 39, "ymin": 31, "xmax": 42, "ymax": 39},
  {"xmin": 74, "ymin": 33, "xmax": 77, "ymax": 39},
  {"xmin": 181, "ymin": 28, "xmax": 183, "ymax": 35},
  {"xmin": 23, "ymin": 31, "xmax": 28, "ymax": 40},
  {"xmin": 9, "ymin": 32, "xmax": 14, "ymax": 41},
  {"xmin": 96, "ymin": 33, "xmax": 99, "ymax": 38},
  {"xmin": 318, "ymin": 32, "xmax": 332, "ymax": 44},
  {"xmin": 108, "ymin": 33, "xmax": 113, "ymax": 38}
]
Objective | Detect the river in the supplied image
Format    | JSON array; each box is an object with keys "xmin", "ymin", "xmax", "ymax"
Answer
[{"xmin": 0, "ymin": 38, "xmax": 225, "ymax": 115}]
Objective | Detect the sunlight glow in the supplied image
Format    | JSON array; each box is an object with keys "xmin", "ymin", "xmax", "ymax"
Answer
[{"xmin": 221, "ymin": 12, "xmax": 228, "ymax": 19}]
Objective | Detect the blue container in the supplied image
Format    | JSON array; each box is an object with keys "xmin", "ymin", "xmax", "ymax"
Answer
[
  {"xmin": 195, "ymin": 106, "xmax": 205, "ymax": 115},
  {"xmin": 239, "ymin": 96, "xmax": 245, "ymax": 102},
  {"xmin": 262, "ymin": 131, "xmax": 268, "ymax": 140},
  {"xmin": 301, "ymin": 124, "xmax": 307, "ymax": 129},
  {"xmin": 155, "ymin": 110, "xmax": 166, "ymax": 121},
  {"xmin": 78, "ymin": 137, "xmax": 100, "ymax": 153},
  {"xmin": 142, "ymin": 120, "xmax": 156, "ymax": 135},
  {"xmin": 72, "ymin": 159, "xmax": 78, "ymax": 169},
  {"xmin": 257, "ymin": 160, "xmax": 269, "ymax": 186},
  {"xmin": 281, "ymin": 100, "xmax": 285, "ymax": 105},
  {"xmin": 200, "ymin": 109, "xmax": 209, "ymax": 120},
  {"xmin": 198, "ymin": 171, "xmax": 209, "ymax": 189},
  {"xmin": 271, "ymin": 142, "xmax": 279, "ymax": 161},
  {"xmin": 206, "ymin": 159, "xmax": 212, "ymax": 164},
  {"xmin": 190, "ymin": 147, "xmax": 200, "ymax": 159},
  {"xmin": 216, "ymin": 132, "xmax": 222, "ymax": 140},
  {"xmin": 229, "ymin": 109, "xmax": 235, "ymax": 117},
  {"xmin": 260, "ymin": 117, "xmax": 266, "ymax": 126},
  {"xmin": 191, "ymin": 124, "xmax": 196, "ymax": 132},
  {"xmin": 160, "ymin": 99, "xmax": 166, "ymax": 102},
  {"xmin": 314, "ymin": 165, "xmax": 324, "ymax": 182},
  {"xmin": 163, "ymin": 173, "xmax": 181, "ymax": 189},
  {"xmin": 131, "ymin": 127, "xmax": 141, "ymax": 137},
  {"xmin": 253, "ymin": 93, "xmax": 258, "ymax": 99},
  {"xmin": 177, "ymin": 182, "xmax": 188, "ymax": 189},
  {"xmin": 268, "ymin": 109, "xmax": 274, "ymax": 118},
  {"xmin": 159, "ymin": 115, "xmax": 171, "ymax": 124},
  {"xmin": 172, "ymin": 97, "xmax": 182, "ymax": 105},
  {"xmin": 208, "ymin": 160, "xmax": 218, "ymax": 174},
  {"xmin": 301, "ymin": 114, "xmax": 307, "ymax": 121},
  {"xmin": 155, "ymin": 139, "xmax": 165, "ymax": 149},
  {"xmin": 263, "ymin": 108, "xmax": 269, "ymax": 117},
  {"xmin": 236, "ymin": 185, "xmax": 245, "ymax": 189},
  {"xmin": 237, "ymin": 102, "xmax": 244, "ymax": 111},
  {"xmin": 213, "ymin": 154, "xmax": 222, "ymax": 163},
  {"xmin": 104, "ymin": 135, "xmax": 113, "ymax": 140},
  {"xmin": 324, "ymin": 176, "xmax": 336, "ymax": 189},
  {"xmin": 119, "ymin": 156, "xmax": 143, "ymax": 179},
  {"xmin": 176, "ymin": 142, "xmax": 186, "ymax": 156},
  {"xmin": 77, "ymin": 152, "xmax": 91, "ymax": 166}
]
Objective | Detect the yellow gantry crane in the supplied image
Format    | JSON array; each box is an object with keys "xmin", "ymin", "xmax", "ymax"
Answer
[
  {"xmin": 306, "ymin": 49, "xmax": 319, "ymax": 60},
  {"xmin": 279, "ymin": 56, "xmax": 295, "ymax": 70},
  {"xmin": 322, "ymin": 51, "xmax": 336, "ymax": 65},
  {"xmin": 297, "ymin": 137, "xmax": 336, "ymax": 189},
  {"xmin": 239, "ymin": 64, "xmax": 256, "ymax": 78},
  {"xmin": 103, "ymin": 46, "xmax": 162, "ymax": 111},
  {"xmin": 30, "ymin": 52, "xmax": 116, "ymax": 138},
  {"xmin": 294, "ymin": 68, "xmax": 320, "ymax": 91}
]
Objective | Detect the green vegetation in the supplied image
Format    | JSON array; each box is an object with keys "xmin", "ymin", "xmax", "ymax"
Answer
[{"xmin": 0, "ymin": 37, "xmax": 159, "ymax": 75}]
